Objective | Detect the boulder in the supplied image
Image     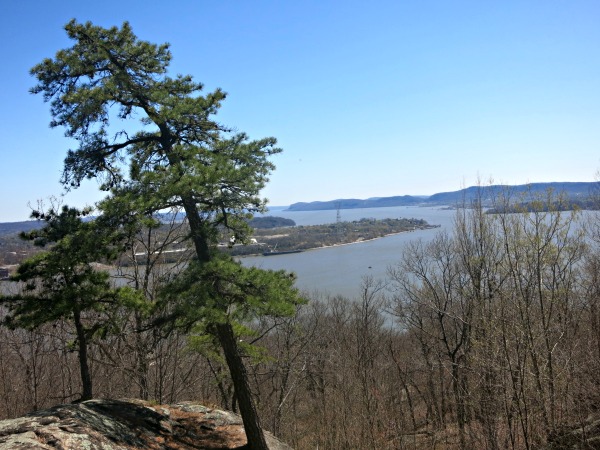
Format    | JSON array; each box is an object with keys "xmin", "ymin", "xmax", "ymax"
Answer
[{"xmin": 0, "ymin": 398, "xmax": 292, "ymax": 449}]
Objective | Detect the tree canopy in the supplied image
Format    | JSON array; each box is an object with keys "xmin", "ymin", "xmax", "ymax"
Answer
[
  {"xmin": 29, "ymin": 20, "xmax": 304, "ymax": 449},
  {"xmin": 31, "ymin": 21, "xmax": 277, "ymax": 247},
  {"xmin": 2, "ymin": 205, "xmax": 142, "ymax": 401}
]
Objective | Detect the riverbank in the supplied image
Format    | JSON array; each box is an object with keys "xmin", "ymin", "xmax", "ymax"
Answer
[
  {"xmin": 229, "ymin": 218, "xmax": 438, "ymax": 257},
  {"xmin": 302, "ymin": 226, "xmax": 440, "ymax": 252}
]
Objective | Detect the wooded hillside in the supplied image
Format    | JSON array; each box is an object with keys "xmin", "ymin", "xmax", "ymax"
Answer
[{"xmin": 2, "ymin": 191, "xmax": 600, "ymax": 449}]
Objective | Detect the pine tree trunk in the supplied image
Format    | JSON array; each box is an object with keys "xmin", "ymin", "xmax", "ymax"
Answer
[
  {"xmin": 135, "ymin": 313, "xmax": 150, "ymax": 400},
  {"xmin": 183, "ymin": 198, "xmax": 267, "ymax": 449},
  {"xmin": 216, "ymin": 322, "xmax": 268, "ymax": 450},
  {"xmin": 73, "ymin": 309, "xmax": 93, "ymax": 401}
]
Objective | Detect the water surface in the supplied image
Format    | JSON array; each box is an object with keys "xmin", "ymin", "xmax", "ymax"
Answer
[{"xmin": 243, "ymin": 206, "xmax": 456, "ymax": 298}]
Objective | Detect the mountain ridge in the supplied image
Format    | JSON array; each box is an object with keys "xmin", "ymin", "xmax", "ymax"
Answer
[
  {"xmin": 287, "ymin": 182, "xmax": 599, "ymax": 211},
  {"xmin": 1, "ymin": 182, "xmax": 598, "ymax": 232}
]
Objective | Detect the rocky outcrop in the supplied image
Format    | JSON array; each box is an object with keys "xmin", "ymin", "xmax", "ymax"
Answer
[{"xmin": 0, "ymin": 398, "xmax": 292, "ymax": 449}]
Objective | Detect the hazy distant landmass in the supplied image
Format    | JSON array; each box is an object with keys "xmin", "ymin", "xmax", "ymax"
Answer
[
  {"xmin": 248, "ymin": 216, "xmax": 296, "ymax": 228},
  {"xmin": 0, "ymin": 221, "xmax": 43, "ymax": 236},
  {"xmin": 0, "ymin": 216, "xmax": 297, "ymax": 237},
  {"xmin": 1, "ymin": 182, "xmax": 598, "ymax": 234},
  {"xmin": 287, "ymin": 182, "xmax": 599, "ymax": 211}
]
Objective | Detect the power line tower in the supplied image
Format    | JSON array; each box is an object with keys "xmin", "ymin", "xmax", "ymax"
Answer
[{"xmin": 336, "ymin": 202, "xmax": 343, "ymax": 240}]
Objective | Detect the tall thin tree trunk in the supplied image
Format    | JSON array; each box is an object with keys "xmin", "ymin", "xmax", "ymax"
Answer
[
  {"xmin": 216, "ymin": 322, "xmax": 268, "ymax": 450},
  {"xmin": 452, "ymin": 360, "xmax": 467, "ymax": 450},
  {"xmin": 73, "ymin": 309, "xmax": 92, "ymax": 401},
  {"xmin": 134, "ymin": 313, "xmax": 150, "ymax": 400},
  {"xmin": 182, "ymin": 195, "xmax": 267, "ymax": 449}
]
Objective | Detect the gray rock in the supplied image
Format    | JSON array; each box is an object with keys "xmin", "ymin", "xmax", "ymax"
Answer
[{"xmin": 0, "ymin": 398, "xmax": 292, "ymax": 449}]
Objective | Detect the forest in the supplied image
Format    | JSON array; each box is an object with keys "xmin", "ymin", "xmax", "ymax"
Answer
[
  {"xmin": 1, "ymin": 190, "xmax": 600, "ymax": 449},
  {"xmin": 1, "ymin": 19, "xmax": 599, "ymax": 450}
]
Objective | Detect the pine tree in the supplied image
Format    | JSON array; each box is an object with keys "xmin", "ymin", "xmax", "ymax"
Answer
[
  {"xmin": 1, "ymin": 205, "xmax": 141, "ymax": 401},
  {"xmin": 30, "ymin": 20, "xmax": 304, "ymax": 449}
]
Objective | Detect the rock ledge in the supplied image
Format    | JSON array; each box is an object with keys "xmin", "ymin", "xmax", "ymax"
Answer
[{"xmin": 0, "ymin": 398, "xmax": 292, "ymax": 449}]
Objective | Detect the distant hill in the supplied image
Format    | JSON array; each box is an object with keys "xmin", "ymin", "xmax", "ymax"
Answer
[
  {"xmin": 287, "ymin": 195, "xmax": 423, "ymax": 211},
  {"xmin": 2, "ymin": 182, "xmax": 598, "ymax": 228},
  {"xmin": 0, "ymin": 221, "xmax": 42, "ymax": 236},
  {"xmin": 428, "ymin": 182, "xmax": 596, "ymax": 204},
  {"xmin": 0, "ymin": 217, "xmax": 298, "ymax": 233},
  {"xmin": 248, "ymin": 216, "xmax": 296, "ymax": 228},
  {"xmin": 287, "ymin": 182, "xmax": 599, "ymax": 211}
]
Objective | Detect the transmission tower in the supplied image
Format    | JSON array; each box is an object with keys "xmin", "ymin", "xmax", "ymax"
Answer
[{"xmin": 336, "ymin": 202, "xmax": 343, "ymax": 240}]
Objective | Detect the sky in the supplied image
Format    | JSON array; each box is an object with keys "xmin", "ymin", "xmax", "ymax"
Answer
[{"xmin": 1, "ymin": 1, "xmax": 599, "ymax": 222}]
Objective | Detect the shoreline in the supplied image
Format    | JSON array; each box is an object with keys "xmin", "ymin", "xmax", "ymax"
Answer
[
  {"xmin": 303, "ymin": 225, "xmax": 439, "ymax": 252},
  {"xmin": 242, "ymin": 225, "xmax": 440, "ymax": 258}
]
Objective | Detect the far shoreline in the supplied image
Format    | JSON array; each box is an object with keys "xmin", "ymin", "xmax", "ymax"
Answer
[{"xmin": 240, "ymin": 224, "xmax": 440, "ymax": 258}]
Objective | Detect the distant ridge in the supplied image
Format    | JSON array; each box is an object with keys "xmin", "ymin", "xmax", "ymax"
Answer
[
  {"xmin": 287, "ymin": 195, "xmax": 422, "ymax": 211},
  {"xmin": 2, "ymin": 183, "xmax": 598, "ymax": 229},
  {"xmin": 0, "ymin": 220, "xmax": 43, "ymax": 236},
  {"xmin": 287, "ymin": 182, "xmax": 599, "ymax": 211}
]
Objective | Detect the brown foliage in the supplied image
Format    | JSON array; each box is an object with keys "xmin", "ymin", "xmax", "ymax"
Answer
[{"xmin": 1, "ymin": 198, "xmax": 600, "ymax": 449}]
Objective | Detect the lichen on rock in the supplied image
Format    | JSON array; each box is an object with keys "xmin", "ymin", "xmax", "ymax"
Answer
[{"xmin": 0, "ymin": 399, "xmax": 292, "ymax": 449}]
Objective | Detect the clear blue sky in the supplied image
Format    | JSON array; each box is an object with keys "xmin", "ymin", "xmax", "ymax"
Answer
[{"xmin": 1, "ymin": 1, "xmax": 599, "ymax": 222}]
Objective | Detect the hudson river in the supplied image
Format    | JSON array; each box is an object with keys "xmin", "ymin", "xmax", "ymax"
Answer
[{"xmin": 240, "ymin": 205, "xmax": 457, "ymax": 298}]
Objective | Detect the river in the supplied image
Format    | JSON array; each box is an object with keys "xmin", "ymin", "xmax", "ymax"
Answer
[
  {"xmin": 2, "ymin": 206, "xmax": 591, "ymax": 299},
  {"xmin": 240, "ymin": 205, "xmax": 457, "ymax": 298}
]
